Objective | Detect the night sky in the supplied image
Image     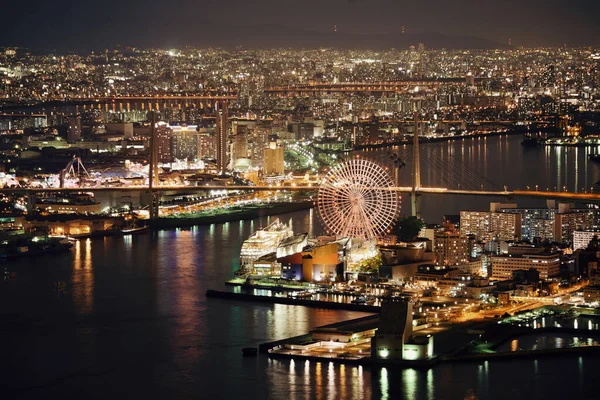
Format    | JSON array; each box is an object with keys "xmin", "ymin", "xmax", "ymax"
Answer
[{"xmin": 3, "ymin": 0, "xmax": 600, "ymax": 51}]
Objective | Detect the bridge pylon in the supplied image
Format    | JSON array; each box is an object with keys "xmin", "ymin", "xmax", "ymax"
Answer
[{"xmin": 411, "ymin": 112, "xmax": 421, "ymax": 219}]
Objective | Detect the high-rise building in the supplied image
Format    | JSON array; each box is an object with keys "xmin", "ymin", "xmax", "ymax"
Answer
[
  {"xmin": 198, "ymin": 130, "xmax": 217, "ymax": 160},
  {"xmin": 215, "ymin": 101, "xmax": 229, "ymax": 173},
  {"xmin": 460, "ymin": 208, "xmax": 521, "ymax": 242},
  {"xmin": 435, "ymin": 229, "xmax": 469, "ymax": 266},
  {"xmin": 171, "ymin": 127, "xmax": 200, "ymax": 161},
  {"xmin": 249, "ymin": 128, "xmax": 268, "ymax": 167},
  {"xmin": 491, "ymin": 212, "xmax": 522, "ymax": 241},
  {"xmin": 67, "ymin": 116, "xmax": 81, "ymax": 142},
  {"xmin": 233, "ymin": 131, "xmax": 248, "ymax": 160},
  {"xmin": 573, "ymin": 231, "xmax": 600, "ymax": 251},
  {"xmin": 155, "ymin": 123, "xmax": 173, "ymax": 163},
  {"xmin": 264, "ymin": 139, "xmax": 284, "ymax": 176},
  {"xmin": 460, "ymin": 211, "xmax": 491, "ymax": 240},
  {"xmin": 555, "ymin": 211, "xmax": 592, "ymax": 245}
]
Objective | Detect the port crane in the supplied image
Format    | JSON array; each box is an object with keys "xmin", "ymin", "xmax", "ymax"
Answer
[{"xmin": 59, "ymin": 156, "xmax": 91, "ymax": 188}]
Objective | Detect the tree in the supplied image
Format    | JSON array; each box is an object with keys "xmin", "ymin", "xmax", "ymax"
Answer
[
  {"xmin": 357, "ymin": 254, "xmax": 382, "ymax": 273},
  {"xmin": 394, "ymin": 217, "xmax": 425, "ymax": 242}
]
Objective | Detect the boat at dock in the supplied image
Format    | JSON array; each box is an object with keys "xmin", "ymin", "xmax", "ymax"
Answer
[
  {"xmin": 351, "ymin": 296, "xmax": 376, "ymax": 305},
  {"xmin": 288, "ymin": 291, "xmax": 313, "ymax": 299},
  {"xmin": 121, "ymin": 225, "xmax": 149, "ymax": 235},
  {"xmin": 521, "ymin": 135, "xmax": 545, "ymax": 147}
]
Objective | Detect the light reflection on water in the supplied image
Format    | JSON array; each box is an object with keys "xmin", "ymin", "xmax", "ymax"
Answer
[
  {"xmin": 496, "ymin": 332, "xmax": 600, "ymax": 352},
  {"xmin": 2, "ymin": 201, "xmax": 600, "ymax": 398}
]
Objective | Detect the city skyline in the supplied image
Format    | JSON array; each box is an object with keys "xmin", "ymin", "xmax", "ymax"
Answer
[
  {"xmin": 3, "ymin": 4, "xmax": 600, "ymax": 397},
  {"xmin": 3, "ymin": 0, "xmax": 600, "ymax": 52}
]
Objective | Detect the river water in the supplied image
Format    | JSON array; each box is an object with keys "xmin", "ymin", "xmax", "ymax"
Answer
[
  {"xmin": 2, "ymin": 135, "xmax": 600, "ymax": 399},
  {"xmin": 361, "ymin": 134, "xmax": 600, "ymax": 221}
]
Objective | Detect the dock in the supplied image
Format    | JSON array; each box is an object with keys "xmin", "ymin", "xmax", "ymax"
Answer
[{"xmin": 206, "ymin": 290, "xmax": 380, "ymax": 313}]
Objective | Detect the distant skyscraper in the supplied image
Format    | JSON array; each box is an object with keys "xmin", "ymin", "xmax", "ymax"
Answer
[
  {"xmin": 67, "ymin": 116, "xmax": 81, "ymax": 142},
  {"xmin": 155, "ymin": 123, "xmax": 173, "ymax": 163},
  {"xmin": 215, "ymin": 101, "xmax": 229, "ymax": 173}
]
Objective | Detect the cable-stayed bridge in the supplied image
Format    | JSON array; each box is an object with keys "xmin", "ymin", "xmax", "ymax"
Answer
[{"xmin": 2, "ymin": 116, "xmax": 599, "ymax": 217}]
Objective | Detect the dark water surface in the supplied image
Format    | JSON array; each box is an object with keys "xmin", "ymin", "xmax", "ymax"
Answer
[
  {"xmin": 361, "ymin": 134, "xmax": 600, "ymax": 220},
  {"xmin": 3, "ymin": 136, "xmax": 600, "ymax": 399}
]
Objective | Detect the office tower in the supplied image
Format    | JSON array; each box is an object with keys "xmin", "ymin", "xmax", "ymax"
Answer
[{"xmin": 215, "ymin": 101, "xmax": 229, "ymax": 173}]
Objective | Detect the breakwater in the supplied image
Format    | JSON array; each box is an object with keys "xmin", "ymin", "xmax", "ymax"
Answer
[{"xmin": 206, "ymin": 290, "xmax": 380, "ymax": 313}]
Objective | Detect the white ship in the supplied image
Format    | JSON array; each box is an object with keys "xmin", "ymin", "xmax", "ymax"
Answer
[{"xmin": 239, "ymin": 219, "xmax": 293, "ymax": 270}]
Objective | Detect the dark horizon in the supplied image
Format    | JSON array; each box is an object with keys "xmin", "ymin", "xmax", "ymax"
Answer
[{"xmin": 3, "ymin": 0, "xmax": 600, "ymax": 52}]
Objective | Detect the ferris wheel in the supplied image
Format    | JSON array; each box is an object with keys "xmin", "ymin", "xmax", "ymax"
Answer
[{"xmin": 316, "ymin": 158, "xmax": 400, "ymax": 240}]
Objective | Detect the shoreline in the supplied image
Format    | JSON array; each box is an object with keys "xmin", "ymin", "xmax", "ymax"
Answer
[
  {"xmin": 206, "ymin": 289, "xmax": 380, "ymax": 313},
  {"xmin": 209, "ymin": 292, "xmax": 600, "ymax": 368}
]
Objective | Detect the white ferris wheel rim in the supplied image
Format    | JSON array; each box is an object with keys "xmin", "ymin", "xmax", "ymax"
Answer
[{"xmin": 316, "ymin": 159, "xmax": 400, "ymax": 240}]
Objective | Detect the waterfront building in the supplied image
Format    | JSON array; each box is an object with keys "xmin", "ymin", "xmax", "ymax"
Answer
[
  {"xmin": 239, "ymin": 219, "xmax": 293, "ymax": 269},
  {"xmin": 489, "ymin": 253, "xmax": 561, "ymax": 280},
  {"xmin": 251, "ymin": 253, "xmax": 281, "ymax": 276},
  {"xmin": 15, "ymin": 215, "xmax": 122, "ymax": 237},
  {"xmin": 371, "ymin": 299, "xmax": 434, "ymax": 361},
  {"xmin": 278, "ymin": 241, "xmax": 343, "ymax": 282},
  {"xmin": 279, "ymin": 253, "xmax": 304, "ymax": 280},
  {"xmin": 301, "ymin": 242, "xmax": 343, "ymax": 282},
  {"xmin": 36, "ymin": 193, "xmax": 103, "ymax": 214},
  {"xmin": 582, "ymin": 286, "xmax": 600, "ymax": 303}
]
